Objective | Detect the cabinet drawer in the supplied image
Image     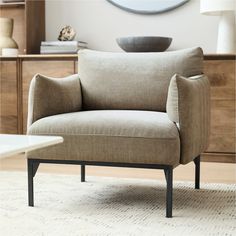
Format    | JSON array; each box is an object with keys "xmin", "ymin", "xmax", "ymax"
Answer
[
  {"xmin": 204, "ymin": 60, "xmax": 235, "ymax": 154},
  {"xmin": 207, "ymin": 101, "xmax": 235, "ymax": 153},
  {"xmin": 204, "ymin": 60, "xmax": 235, "ymax": 100},
  {"xmin": 209, "ymin": 100, "xmax": 235, "ymax": 135}
]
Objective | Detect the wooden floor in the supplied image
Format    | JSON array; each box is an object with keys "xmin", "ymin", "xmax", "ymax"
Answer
[{"xmin": 0, "ymin": 154, "xmax": 235, "ymax": 184}]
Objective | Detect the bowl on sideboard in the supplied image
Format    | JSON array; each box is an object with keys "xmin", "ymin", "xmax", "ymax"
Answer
[{"xmin": 116, "ymin": 36, "xmax": 172, "ymax": 52}]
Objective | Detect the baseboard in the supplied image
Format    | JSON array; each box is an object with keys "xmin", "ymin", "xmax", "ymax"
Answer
[{"xmin": 201, "ymin": 153, "xmax": 235, "ymax": 163}]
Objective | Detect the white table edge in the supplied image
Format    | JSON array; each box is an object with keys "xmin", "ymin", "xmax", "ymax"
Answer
[{"xmin": 0, "ymin": 136, "xmax": 63, "ymax": 159}]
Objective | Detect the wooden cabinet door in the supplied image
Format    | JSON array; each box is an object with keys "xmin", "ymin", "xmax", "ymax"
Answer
[
  {"xmin": 22, "ymin": 60, "xmax": 74, "ymax": 133},
  {"xmin": 75, "ymin": 61, "xmax": 78, "ymax": 73},
  {"xmin": 203, "ymin": 59, "xmax": 235, "ymax": 162},
  {"xmin": 0, "ymin": 60, "xmax": 18, "ymax": 134}
]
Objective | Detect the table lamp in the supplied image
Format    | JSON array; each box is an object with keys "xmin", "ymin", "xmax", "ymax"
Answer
[{"xmin": 200, "ymin": 0, "xmax": 235, "ymax": 54}]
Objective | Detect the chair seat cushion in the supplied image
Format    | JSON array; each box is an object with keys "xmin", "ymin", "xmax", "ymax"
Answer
[{"xmin": 27, "ymin": 110, "xmax": 180, "ymax": 166}]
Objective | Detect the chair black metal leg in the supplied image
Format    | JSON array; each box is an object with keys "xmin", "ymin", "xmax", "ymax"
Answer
[
  {"xmin": 81, "ymin": 164, "xmax": 85, "ymax": 182},
  {"xmin": 27, "ymin": 159, "xmax": 40, "ymax": 207},
  {"xmin": 165, "ymin": 166, "xmax": 173, "ymax": 218},
  {"xmin": 28, "ymin": 159, "xmax": 34, "ymax": 207},
  {"xmin": 26, "ymin": 159, "xmax": 175, "ymax": 218},
  {"xmin": 194, "ymin": 156, "xmax": 200, "ymax": 189},
  {"xmin": 164, "ymin": 169, "xmax": 167, "ymax": 182}
]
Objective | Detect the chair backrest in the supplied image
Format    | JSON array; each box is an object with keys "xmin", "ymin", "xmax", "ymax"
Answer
[{"xmin": 78, "ymin": 47, "xmax": 203, "ymax": 111}]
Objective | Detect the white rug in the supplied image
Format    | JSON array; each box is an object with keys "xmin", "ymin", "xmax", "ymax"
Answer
[{"xmin": 0, "ymin": 171, "xmax": 235, "ymax": 236}]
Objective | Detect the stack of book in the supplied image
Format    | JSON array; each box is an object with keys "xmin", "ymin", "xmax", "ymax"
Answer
[
  {"xmin": 40, "ymin": 41, "xmax": 87, "ymax": 54},
  {"xmin": 2, "ymin": 0, "xmax": 25, "ymax": 2}
]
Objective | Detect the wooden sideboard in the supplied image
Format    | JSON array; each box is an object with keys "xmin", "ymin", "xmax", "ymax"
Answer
[
  {"xmin": 0, "ymin": 54, "xmax": 235, "ymax": 163},
  {"xmin": 202, "ymin": 55, "xmax": 235, "ymax": 163}
]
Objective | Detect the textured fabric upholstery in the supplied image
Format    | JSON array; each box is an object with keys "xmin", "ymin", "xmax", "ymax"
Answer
[
  {"xmin": 78, "ymin": 48, "xmax": 203, "ymax": 112},
  {"xmin": 166, "ymin": 74, "xmax": 210, "ymax": 164},
  {"xmin": 27, "ymin": 110, "xmax": 180, "ymax": 166},
  {"xmin": 27, "ymin": 48, "xmax": 210, "ymax": 167},
  {"xmin": 27, "ymin": 74, "xmax": 82, "ymax": 129}
]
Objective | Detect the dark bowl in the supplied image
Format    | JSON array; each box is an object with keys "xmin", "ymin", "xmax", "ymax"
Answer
[{"xmin": 116, "ymin": 36, "xmax": 172, "ymax": 52}]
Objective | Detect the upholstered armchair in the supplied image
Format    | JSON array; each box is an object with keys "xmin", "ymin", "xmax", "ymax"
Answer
[{"xmin": 26, "ymin": 48, "xmax": 210, "ymax": 218}]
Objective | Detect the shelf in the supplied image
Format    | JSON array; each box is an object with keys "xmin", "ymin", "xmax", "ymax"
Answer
[
  {"xmin": 19, "ymin": 54, "xmax": 78, "ymax": 58},
  {"xmin": 0, "ymin": 2, "xmax": 25, "ymax": 8},
  {"xmin": 0, "ymin": 0, "xmax": 45, "ymax": 54},
  {"xmin": 204, "ymin": 54, "xmax": 236, "ymax": 60},
  {"xmin": 1, "ymin": 53, "xmax": 235, "ymax": 62},
  {"xmin": 0, "ymin": 54, "xmax": 78, "ymax": 61}
]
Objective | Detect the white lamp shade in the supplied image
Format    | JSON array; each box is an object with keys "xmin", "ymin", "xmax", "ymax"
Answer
[{"xmin": 200, "ymin": 0, "xmax": 236, "ymax": 15}]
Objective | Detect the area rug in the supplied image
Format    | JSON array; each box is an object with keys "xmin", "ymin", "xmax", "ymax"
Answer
[{"xmin": 0, "ymin": 171, "xmax": 235, "ymax": 236}]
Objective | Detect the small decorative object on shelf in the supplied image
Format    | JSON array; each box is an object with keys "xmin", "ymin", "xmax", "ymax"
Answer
[
  {"xmin": 58, "ymin": 26, "xmax": 76, "ymax": 41},
  {"xmin": 0, "ymin": 17, "xmax": 18, "ymax": 55},
  {"xmin": 40, "ymin": 40, "xmax": 87, "ymax": 54},
  {"xmin": 2, "ymin": 48, "xmax": 18, "ymax": 56},
  {"xmin": 41, "ymin": 25, "xmax": 87, "ymax": 54}
]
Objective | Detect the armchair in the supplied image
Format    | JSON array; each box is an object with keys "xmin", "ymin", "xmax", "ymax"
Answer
[{"xmin": 26, "ymin": 48, "xmax": 210, "ymax": 217}]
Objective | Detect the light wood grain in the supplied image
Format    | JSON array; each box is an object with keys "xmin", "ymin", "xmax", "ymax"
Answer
[
  {"xmin": 203, "ymin": 60, "xmax": 235, "ymax": 160},
  {"xmin": 25, "ymin": 0, "xmax": 45, "ymax": 54},
  {"xmin": 22, "ymin": 60, "xmax": 75, "ymax": 133},
  {"xmin": 202, "ymin": 153, "xmax": 235, "ymax": 163},
  {"xmin": 75, "ymin": 61, "xmax": 78, "ymax": 73},
  {"xmin": 0, "ymin": 60, "xmax": 18, "ymax": 133},
  {"xmin": 207, "ymin": 100, "xmax": 235, "ymax": 153},
  {"xmin": 204, "ymin": 60, "xmax": 235, "ymax": 100}
]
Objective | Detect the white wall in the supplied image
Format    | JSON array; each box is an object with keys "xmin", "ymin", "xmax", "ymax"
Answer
[{"xmin": 46, "ymin": 0, "xmax": 220, "ymax": 53}]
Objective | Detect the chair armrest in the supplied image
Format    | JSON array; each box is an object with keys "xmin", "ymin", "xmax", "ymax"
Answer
[
  {"xmin": 27, "ymin": 73, "xmax": 82, "ymax": 130},
  {"xmin": 166, "ymin": 74, "xmax": 210, "ymax": 164}
]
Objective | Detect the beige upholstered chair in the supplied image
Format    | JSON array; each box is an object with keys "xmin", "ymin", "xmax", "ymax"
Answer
[{"xmin": 27, "ymin": 48, "xmax": 210, "ymax": 218}]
